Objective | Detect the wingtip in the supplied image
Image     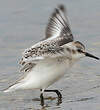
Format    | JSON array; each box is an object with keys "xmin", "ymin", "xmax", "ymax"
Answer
[
  {"xmin": 58, "ymin": 4, "xmax": 66, "ymax": 12},
  {"xmin": 2, "ymin": 87, "xmax": 10, "ymax": 93},
  {"xmin": 51, "ymin": 4, "xmax": 66, "ymax": 18}
]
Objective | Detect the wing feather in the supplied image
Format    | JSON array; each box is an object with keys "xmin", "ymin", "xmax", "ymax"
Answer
[
  {"xmin": 45, "ymin": 5, "xmax": 74, "ymax": 43},
  {"xmin": 19, "ymin": 44, "xmax": 66, "ymax": 72},
  {"xmin": 19, "ymin": 5, "xmax": 73, "ymax": 72}
]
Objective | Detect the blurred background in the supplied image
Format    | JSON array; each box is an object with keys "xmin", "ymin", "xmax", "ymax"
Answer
[{"xmin": 0, "ymin": 0, "xmax": 100, "ymax": 110}]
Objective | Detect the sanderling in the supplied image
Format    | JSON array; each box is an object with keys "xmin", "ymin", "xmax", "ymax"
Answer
[{"xmin": 4, "ymin": 5, "xmax": 99, "ymax": 106}]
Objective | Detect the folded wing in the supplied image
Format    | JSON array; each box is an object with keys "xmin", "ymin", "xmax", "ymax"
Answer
[{"xmin": 19, "ymin": 43, "xmax": 67, "ymax": 72}]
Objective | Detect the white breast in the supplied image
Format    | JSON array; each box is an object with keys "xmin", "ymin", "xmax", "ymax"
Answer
[{"xmin": 19, "ymin": 57, "xmax": 73, "ymax": 90}]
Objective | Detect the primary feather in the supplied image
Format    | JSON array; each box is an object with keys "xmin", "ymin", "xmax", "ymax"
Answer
[{"xmin": 45, "ymin": 5, "xmax": 73, "ymax": 41}]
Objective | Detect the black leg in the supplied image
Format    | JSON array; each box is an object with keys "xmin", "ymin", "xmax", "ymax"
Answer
[
  {"xmin": 44, "ymin": 90, "xmax": 62, "ymax": 98},
  {"xmin": 44, "ymin": 89, "xmax": 62, "ymax": 105},
  {"xmin": 40, "ymin": 89, "xmax": 44, "ymax": 106}
]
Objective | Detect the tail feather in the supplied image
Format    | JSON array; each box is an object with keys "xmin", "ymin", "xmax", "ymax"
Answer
[{"xmin": 3, "ymin": 82, "xmax": 22, "ymax": 93}]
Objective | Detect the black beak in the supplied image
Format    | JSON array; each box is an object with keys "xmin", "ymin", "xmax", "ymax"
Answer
[{"xmin": 85, "ymin": 52, "xmax": 99, "ymax": 60}]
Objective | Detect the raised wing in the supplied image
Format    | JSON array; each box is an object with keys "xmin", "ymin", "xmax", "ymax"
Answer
[{"xmin": 45, "ymin": 5, "xmax": 74, "ymax": 43}]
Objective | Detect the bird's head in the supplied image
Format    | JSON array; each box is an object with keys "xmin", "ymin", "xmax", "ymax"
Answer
[{"xmin": 67, "ymin": 41, "xmax": 99, "ymax": 61}]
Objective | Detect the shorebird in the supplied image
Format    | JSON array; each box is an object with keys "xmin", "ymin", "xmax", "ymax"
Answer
[{"xmin": 4, "ymin": 5, "xmax": 99, "ymax": 106}]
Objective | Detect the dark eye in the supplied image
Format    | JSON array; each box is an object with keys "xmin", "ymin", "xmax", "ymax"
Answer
[{"xmin": 77, "ymin": 49, "xmax": 82, "ymax": 53}]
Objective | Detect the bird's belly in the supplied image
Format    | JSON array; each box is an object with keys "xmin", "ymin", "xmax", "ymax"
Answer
[{"xmin": 21, "ymin": 58, "xmax": 71, "ymax": 90}]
